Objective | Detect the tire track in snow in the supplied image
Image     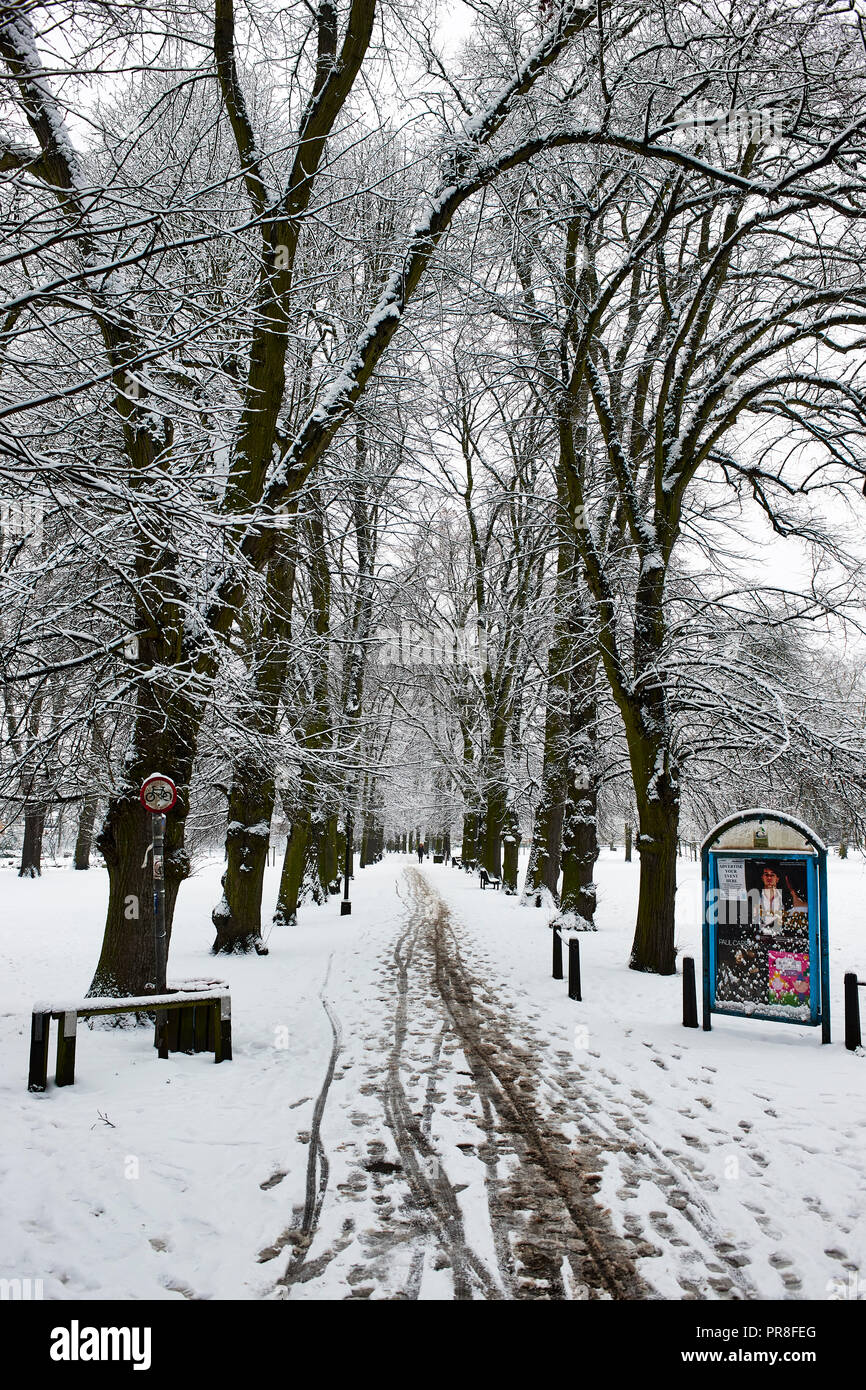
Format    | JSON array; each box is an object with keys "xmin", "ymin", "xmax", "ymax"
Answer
[
  {"xmin": 274, "ymin": 955, "xmax": 342, "ymax": 1290},
  {"xmin": 381, "ymin": 897, "xmax": 504, "ymax": 1299},
  {"xmin": 411, "ymin": 870, "xmax": 647, "ymax": 1299}
]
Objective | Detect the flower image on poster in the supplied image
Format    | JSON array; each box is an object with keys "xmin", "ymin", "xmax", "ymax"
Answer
[
  {"xmin": 714, "ymin": 856, "xmax": 811, "ymax": 1011},
  {"xmin": 768, "ymin": 950, "xmax": 810, "ymax": 1007}
]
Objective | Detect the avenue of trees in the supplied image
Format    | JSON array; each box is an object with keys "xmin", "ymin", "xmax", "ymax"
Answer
[{"xmin": 2, "ymin": 0, "xmax": 866, "ymax": 990}]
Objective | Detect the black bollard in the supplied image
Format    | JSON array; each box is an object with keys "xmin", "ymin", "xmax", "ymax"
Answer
[
  {"xmin": 552, "ymin": 927, "xmax": 563, "ymax": 980},
  {"xmin": 568, "ymin": 936, "xmax": 582, "ymax": 1001},
  {"xmin": 682, "ymin": 955, "xmax": 699, "ymax": 1028},
  {"xmin": 844, "ymin": 972, "xmax": 861, "ymax": 1051}
]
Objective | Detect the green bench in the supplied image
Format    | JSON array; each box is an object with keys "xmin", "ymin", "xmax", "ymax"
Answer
[{"xmin": 28, "ymin": 986, "xmax": 232, "ymax": 1091}]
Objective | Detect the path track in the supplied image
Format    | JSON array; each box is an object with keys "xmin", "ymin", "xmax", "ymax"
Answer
[{"xmin": 271, "ymin": 869, "xmax": 659, "ymax": 1299}]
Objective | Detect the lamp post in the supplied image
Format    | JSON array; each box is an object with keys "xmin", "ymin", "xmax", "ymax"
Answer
[
  {"xmin": 341, "ymin": 812, "xmax": 353, "ymax": 916},
  {"xmin": 139, "ymin": 773, "xmax": 178, "ymax": 992}
]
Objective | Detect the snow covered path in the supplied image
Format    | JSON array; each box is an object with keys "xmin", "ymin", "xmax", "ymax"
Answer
[
  {"xmin": 277, "ymin": 867, "xmax": 644, "ymax": 1299},
  {"xmin": 2, "ymin": 850, "xmax": 864, "ymax": 1301}
]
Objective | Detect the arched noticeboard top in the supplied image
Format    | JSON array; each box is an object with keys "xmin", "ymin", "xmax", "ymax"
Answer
[{"xmin": 702, "ymin": 808, "xmax": 826, "ymax": 857}]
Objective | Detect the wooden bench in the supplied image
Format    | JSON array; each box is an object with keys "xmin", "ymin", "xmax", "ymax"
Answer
[
  {"xmin": 28, "ymin": 986, "xmax": 232, "ymax": 1091},
  {"xmin": 479, "ymin": 868, "xmax": 501, "ymax": 890}
]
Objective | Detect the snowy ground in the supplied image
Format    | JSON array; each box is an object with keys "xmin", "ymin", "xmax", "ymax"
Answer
[{"xmin": 1, "ymin": 848, "xmax": 864, "ymax": 1301}]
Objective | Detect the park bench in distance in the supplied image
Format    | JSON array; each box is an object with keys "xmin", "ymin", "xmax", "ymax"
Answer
[
  {"xmin": 479, "ymin": 868, "xmax": 501, "ymax": 890},
  {"xmin": 28, "ymin": 985, "xmax": 232, "ymax": 1092}
]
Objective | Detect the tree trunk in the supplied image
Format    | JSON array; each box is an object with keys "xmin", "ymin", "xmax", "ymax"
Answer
[
  {"xmin": 89, "ymin": 689, "xmax": 198, "ymax": 998},
  {"xmin": 18, "ymin": 802, "xmax": 46, "ymax": 877},
  {"xmin": 73, "ymin": 793, "xmax": 99, "ymax": 870},
  {"xmin": 461, "ymin": 809, "xmax": 478, "ymax": 862},
  {"xmin": 318, "ymin": 811, "xmax": 340, "ymax": 893},
  {"xmin": 558, "ymin": 780, "xmax": 598, "ymax": 928},
  {"xmin": 215, "ymin": 549, "xmax": 294, "ymax": 951},
  {"xmin": 523, "ymin": 522, "xmax": 576, "ymax": 902},
  {"xmin": 481, "ymin": 728, "xmax": 507, "ymax": 878},
  {"xmin": 212, "ymin": 752, "xmax": 273, "ymax": 952},
  {"xmin": 304, "ymin": 810, "xmax": 329, "ymax": 901},
  {"xmin": 630, "ymin": 773, "xmax": 679, "ymax": 974},
  {"xmin": 503, "ymin": 833, "xmax": 520, "ymax": 894},
  {"xmin": 274, "ymin": 812, "xmax": 310, "ymax": 926},
  {"xmin": 625, "ymin": 554, "xmax": 681, "ymax": 974}
]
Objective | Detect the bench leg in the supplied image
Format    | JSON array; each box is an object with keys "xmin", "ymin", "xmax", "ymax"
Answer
[
  {"xmin": 165, "ymin": 1006, "xmax": 181, "ymax": 1053},
  {"xmin": 28, "ymin": 1011, "xmax": 51, "ymax": 1092},
  {"xmin": 214, "ymin": 996, "xmax": 232, "ymax": 1063},
  {"xmin": 154, "ymin": 1009, "xmax": 169, "ymax": 1060},
  {"xmin": 55, "ymin": 1010, "xmax": 78, "ymax": 1086}
]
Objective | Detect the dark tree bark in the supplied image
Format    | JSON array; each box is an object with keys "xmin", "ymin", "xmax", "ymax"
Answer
[
  {"xmin": 73, "ymin": 793, "xmax": 99, "ymax": 870},
  {"xmin": 91, "ymin": 684, "xmax": 198, "ymax": 997},
  {"xmin": 214, "ymin": 550, "xmax": 295, "ymax": 953},
  {"xmin": 18, "ymin": 801, "xmax": 46, "ymax": 878},
  {"xmin": 502, "ymin": 825, "xmax": 520, "ymax": 895},
  {"xmin": 274, "ymin": 811, "xmax": 310, "ymax": 926},
  {"xmin": 213, "ymin": 752, "xmax": 274, "ymax": 953}
]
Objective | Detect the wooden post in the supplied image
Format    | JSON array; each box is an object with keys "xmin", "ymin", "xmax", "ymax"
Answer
[
  {"xmin": 155, "ymin": 1007, "xmax": 170, "ymax": 1060},
  {"xmin": 568, "ymin": 937, "xmax": 582, "ymax": 1001},
  {"xmin": 28, "ymin": 1010, "xmax": 51, "ymax": 1091},
  {"xmin": 214, "ymin": 995, "xmax": 232, "ymax": 1062},
  {"xmin": 844, "ymin": 973, "xmax": 861, "ymax": 1051},
  {"xmin": 552, "ymin": 928, "xmax": 563, "ymax": 980},
  {"xmin": 682, "ymin": 957, "xmax": 699, "ymax": 1028},
  {"xmin": 55, "ymin": 1010, "xmax": 77, "ymax": 1085}
]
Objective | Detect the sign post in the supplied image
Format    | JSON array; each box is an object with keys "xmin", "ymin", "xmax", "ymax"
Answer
[
  {"xmin": 341, "ymin": 812, "xmax": 353, "ymax": 917},
  {"xmin": 700, "ymin": 809, "xmax": 830, "ymax": 1042},
  {"xmin": 140, "ymin": 774, "xmax": 177, "ymax": 994}
]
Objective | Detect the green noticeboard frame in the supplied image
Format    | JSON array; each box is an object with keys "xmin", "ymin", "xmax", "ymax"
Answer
[{"xmin": 701, "ymin": 809, "xmax": 830, "ymax": 1043}]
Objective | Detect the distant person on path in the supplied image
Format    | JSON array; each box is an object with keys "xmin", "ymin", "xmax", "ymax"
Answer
[{"xmin": 417, "ymin": 840, "xmax": 424, "ymax": 863}]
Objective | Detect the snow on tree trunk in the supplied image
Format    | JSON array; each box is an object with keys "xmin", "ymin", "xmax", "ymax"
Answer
[
  {"xmin": 212, "ymin": 753, "xmax": 273, "ymax": 953},
  {"xmin": 558, "ymin": 781, "xmax": 598, "ymax": 931}
]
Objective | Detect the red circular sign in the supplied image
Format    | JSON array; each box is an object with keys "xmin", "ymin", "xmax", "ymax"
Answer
[{"xmin": 140, "ymin": 774, "xmax": 177, "ymax": 813}]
